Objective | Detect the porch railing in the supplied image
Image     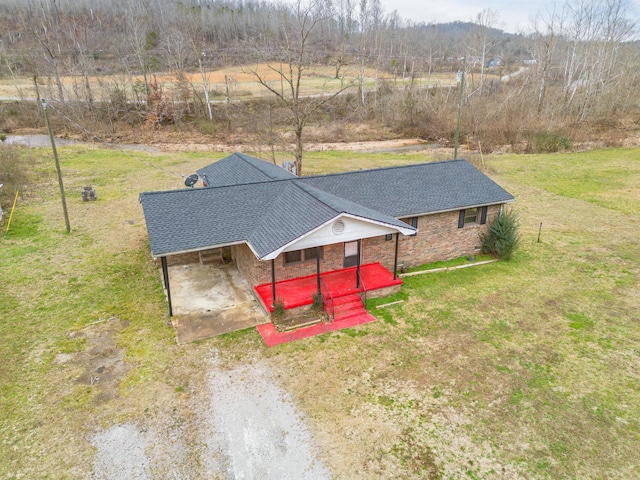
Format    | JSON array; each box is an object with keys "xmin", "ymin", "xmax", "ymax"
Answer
[
  {"xmin": 319, "ymin": 277, "xmax": 335, "ymax": 322},
  {"xmin": 357, "ymin": 270, "xmax": 368, "ymax": 306}
]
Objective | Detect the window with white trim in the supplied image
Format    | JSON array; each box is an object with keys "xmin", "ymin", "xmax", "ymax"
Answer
[{"xmin": 465, "ymin": 208, "xmax": 479, "ymax": 224}]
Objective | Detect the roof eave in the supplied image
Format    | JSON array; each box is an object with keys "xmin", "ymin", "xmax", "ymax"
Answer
[
  {"xmin": 398, "ymin": 198, "xmax": 514, "ymax": 219},
  {"xmin": 150, "ymin": 240, "xmax": 245, "ymax": 260},
  {"xmin": 258, "ymin": 213, "xmax": 415, "ymax": 261}
]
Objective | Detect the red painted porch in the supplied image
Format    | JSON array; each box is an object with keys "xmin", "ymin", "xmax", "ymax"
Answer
[
  {"xmin": 254, "ymin": 262, "xmax": 402, "ymax": 312},
  {"xmin": 254, "ymin": 263, "xmax": 402, "ymax": 347}
]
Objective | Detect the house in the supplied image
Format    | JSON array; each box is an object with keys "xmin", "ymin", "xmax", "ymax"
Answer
[{"xmin": 140, "ymin": 153, "xmax": 514, "ymax": 323}]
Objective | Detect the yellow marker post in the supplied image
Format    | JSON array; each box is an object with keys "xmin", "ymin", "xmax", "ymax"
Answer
[{"xmin": 5, "ymin": 190, "xmax": 19, "ymax": 235}]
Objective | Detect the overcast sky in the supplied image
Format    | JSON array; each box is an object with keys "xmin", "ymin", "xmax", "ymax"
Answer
[
  {"xmin": 381, "ymin": 0, "xmax": 640, "ymax": 35},
  {"xmin": 383, "ymin": 0, "xmax": 554, "ymax": 33}
]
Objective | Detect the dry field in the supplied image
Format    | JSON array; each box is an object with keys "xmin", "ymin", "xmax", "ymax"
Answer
[
  {"xmin": 1, "ymin": 145, "xmax": 639, "ymax": 478},
  {"xmin": 0, "ymin": 64, "xmax": 462, "ymax": 102}
]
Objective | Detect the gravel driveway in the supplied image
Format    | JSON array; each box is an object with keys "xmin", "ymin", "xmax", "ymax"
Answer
[{"xmin": 91, "ymin": 359, "xmax": 330, "ymax": 479}]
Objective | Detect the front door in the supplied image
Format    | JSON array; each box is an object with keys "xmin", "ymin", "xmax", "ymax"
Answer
[{"xmin": 344, "ymin": 241, "xmax": 359, "ymax": 268}]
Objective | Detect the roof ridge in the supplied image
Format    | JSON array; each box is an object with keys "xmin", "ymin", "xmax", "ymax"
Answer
[
  {"xmin": 300, "ymin": 158, "xmax": 467, "ymax": 180},
  {"xmin": 246, "ymin": 181, "xmax": 335, "ymax": 259},
  {"xmin": 249, "ymin": 181, "xmax": 304, "ymax": 231},
  {"xmin": 235, "ymin": 152, "xmax": 292, "ymax": 180},
  {"xmin": 192, "ymin": 157, "xmax": 466, "ymax": 191},
  {"xmin": 293, "ymin": 180, "xmax": 416, "ymax": 232},
  {"xmin": 292, "ymin": 181, "xmax": 342, "ymax": 214},
  {"xmin": 141, "ymin": 158, "xmax": 469, "ymax": 198},
  {"xmin": 140, "ymin": 180, "xmax": 266, "ymax": 196},
  {"xmin": 235, "ymin": 152, "xmax": 275, "ymax": 178}
]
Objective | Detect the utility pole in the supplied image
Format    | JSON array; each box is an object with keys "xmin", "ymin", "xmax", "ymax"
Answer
[
  {"xmin": 454, "ymin": 56, "xmax": 466, "ymax": 159},
  {"xmin": 41, "ymin": 98, "xmax": 71, "ymax": 233}
]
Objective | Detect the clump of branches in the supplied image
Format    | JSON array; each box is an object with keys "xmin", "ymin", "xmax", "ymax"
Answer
[{"xmin": 0, "ymin": 145, "xmax": 33, "ymax": 213}]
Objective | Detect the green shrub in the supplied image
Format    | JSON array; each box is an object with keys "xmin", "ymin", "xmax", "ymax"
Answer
[
  {"xmin": 480, "ymin": 208, "xmax": 520, "ymax": 260},
  {"xmin": 196, "ymin": 119, "xmax": 216, "ymax": 135},
  {"xmin": 530, "ymin": 131, "xmax": 572, "ymax": 153},
  {"xmin": 0, "ymin": 145, "xmax": 33, "ymax": 209},
  {"xmin": 312, "ymin": 291, "xmax": 324, "ymax": 310},
  {"xmin": 272, "ymin": 298, "xmax": 286, "ymax": 319}
]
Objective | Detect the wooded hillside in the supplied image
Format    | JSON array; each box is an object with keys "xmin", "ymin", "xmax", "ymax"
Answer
[{"xmin": 1, "ymin": 0, "xmax": 638, "ymax": 153}]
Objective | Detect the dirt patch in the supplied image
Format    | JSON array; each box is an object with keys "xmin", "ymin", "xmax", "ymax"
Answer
[{"xmin": 54, "ymin": 317, "xmax": 131, "ymax": 404}]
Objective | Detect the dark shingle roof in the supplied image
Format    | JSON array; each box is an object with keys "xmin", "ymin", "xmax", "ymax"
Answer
[
  {"xmin": 299, "ymin": 159, "xmax": 514, "ymax": 217},
  {"xmin": 140, "ymin": 182, "xmax": 272, "ymax": 257},
  {"xmin": 141, "ymin": 179, "xmax": 415, "ymax": 259},
  {"xmin": 197, "ymin": 152, "xmax": 295, "ymax": 187},
  {"xmin": 249, "ymin": 182, "xmax": 412, "ymax": 258},
  {"xmin": 294, "ymin": 182, "xmax": 413, "ymax": 231},
  {"xmin": 140, "ymin": 154, "xmax": 514, "ymax": 258},
  {"xmin": 248, "ymin": 182, "xmax": 339, "ymax": 258}
]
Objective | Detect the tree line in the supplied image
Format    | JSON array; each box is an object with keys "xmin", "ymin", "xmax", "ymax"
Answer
[{"xmin": 0, "ymin": 0, "xmax": 638, "ymax": 162}]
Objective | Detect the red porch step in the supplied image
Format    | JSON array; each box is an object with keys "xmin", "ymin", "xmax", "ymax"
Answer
[
  {"xmin": 257, "ymin": 292, "xmax": 376, "ymax": 347},
  {"xmin": 330, "ymin": 293, "xmax": 367, "ymax": 321},
  {"xmin": 256, "ymin": 311, "xmax": 376, "ymax": 347}
]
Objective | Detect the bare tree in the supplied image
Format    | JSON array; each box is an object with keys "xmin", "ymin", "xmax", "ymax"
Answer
[
  {"xmin": 561, "ymin": 0, "xmax": 636, "ymax": 121},
  {"xmin": 530, "ymin": 6, "xmax": 563, "ymax": 115},
  {"xmin": 124, "ymin": 0, "xmax": 158, "ymax": 103},
  {"xmin": 248, "ymin": 0, "xmax": 353, "ymax": 175},
  {"xmin": 465, "ymin": 8, "xmax": 501, "ymax": 97},
  {"xmin": 30, "ymin": 0, "xmax": 66, "ymax": 101}
]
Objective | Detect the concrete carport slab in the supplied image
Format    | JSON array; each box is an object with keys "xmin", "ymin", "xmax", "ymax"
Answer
[{"xmin": 167, "ymin": 263, "xmax": 269, "ymax": 344}]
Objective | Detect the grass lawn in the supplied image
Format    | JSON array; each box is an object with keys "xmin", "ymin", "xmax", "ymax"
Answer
[{"xmin": 1, "ymin": 145, "xmax": 639, "ymax": 478}]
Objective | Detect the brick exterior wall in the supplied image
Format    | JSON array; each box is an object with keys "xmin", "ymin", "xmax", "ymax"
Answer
[
  {"xmin": 177, "ymin": 205, "xmax": 504, "ymax": 285},
  {"xmin": 364, "ymin": 205, "xmax": 502, "ymax": 270},
  {"xmin": 233, "ymin": 243, "xmax": 347, "ymax": 286},
  {"xmin": 163, "ymin": 251, "xmax": 200, "ymax": 266},
  {"xmin": 160, "ymin": 247, "xmax": 232, "ymax": 267}
]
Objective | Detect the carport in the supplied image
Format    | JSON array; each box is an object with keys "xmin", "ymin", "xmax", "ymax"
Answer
[{"xmin": 164, "ymin": 262, "xmax": 269, "ymax": 344}]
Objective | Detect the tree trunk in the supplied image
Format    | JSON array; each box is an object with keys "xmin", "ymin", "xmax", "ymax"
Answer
[
  {"xmin": 295, "ymin": 125, "xmax": 303, "ymax": 176},
  {"xmin": 199, "ymin": 59, "xmax": 213, "ymax": 121}
]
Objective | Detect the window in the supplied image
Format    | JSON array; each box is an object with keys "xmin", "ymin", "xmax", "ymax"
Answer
[
  {"xmin": 458, "ymin": 206, "xmax": 488, "ymax": 228},
  {"xmin": 401, "ymin": 217, "xmax": 418, "ymax": 236},
  {"xmin": 465, "ymin": 208, "xmax": 479, "ymax": 224},
  {"xmin": 283, "ymin": 247, "xmax": 322, "ymax": 265},
  {"xmin": 403, "ymin": 217, "xmax": 418, "ymax": 228},
  {"xmin": 303, "ymin": 247, "xmax": 319, "ymax": 260},
  {"xmin": 385, "ymin": 233, "xmax": 393, "ymax": 241},
  {"xmin": 284, "ymin": 250, "xmax": 302, "ymax": 264}
]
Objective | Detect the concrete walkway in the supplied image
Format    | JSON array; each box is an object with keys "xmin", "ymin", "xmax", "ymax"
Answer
[{"xmin": 167, "ymin": 263, "xmax": 268, "ymax": 343}]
